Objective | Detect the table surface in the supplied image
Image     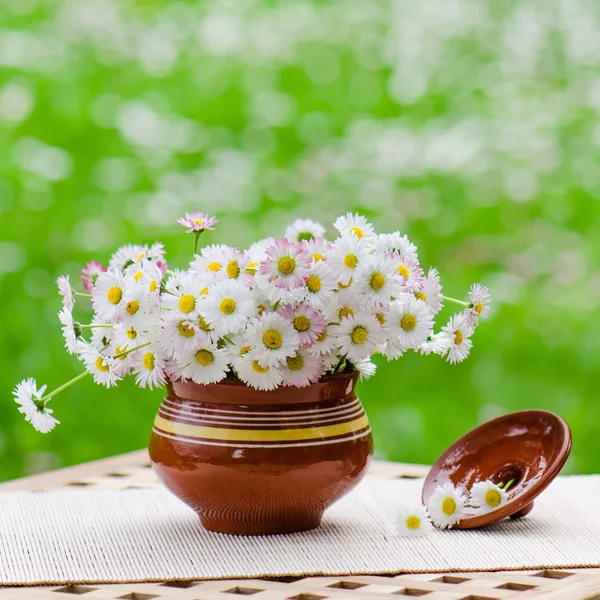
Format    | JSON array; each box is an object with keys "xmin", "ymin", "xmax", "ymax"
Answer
[{"xmin": 1, "ymin": 452, "xmax": 599, "ymax": 599}]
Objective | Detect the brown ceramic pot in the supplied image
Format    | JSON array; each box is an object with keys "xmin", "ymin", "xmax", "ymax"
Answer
[{"xmin": 149, "ymin": 372, "xmax": 373, "ymax": 535}]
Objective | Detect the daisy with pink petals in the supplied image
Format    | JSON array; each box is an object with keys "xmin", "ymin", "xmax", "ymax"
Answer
[
  {"xmin": 257, "ymin": 240, "xmax": 311, "ymax": 291},
  {"xmin": 56, "ymin": 275, "xmax": 75, "ymax": 311},
  {"xmin": 279, "ymin": 304, "xmax": 327, "ymax": 348},
  {"xmin": 80, "ymin": 261, "xmax": 104, "ymax": 292},
  {"xmin": 177, "ymin": 211, "xmax": 218, "ymax": 233},
  {"xmin": 281, "ymin": 350, "xmax": 325, "ymax": 388},
  {"xmin": 390, "ymin": 253, "xmax": 425, "ymax": 291}
]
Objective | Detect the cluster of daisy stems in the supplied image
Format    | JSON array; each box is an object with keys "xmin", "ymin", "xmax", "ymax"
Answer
[{"xmin": 12, "ymin": 212, "xmax": 490, "ymax": 438}]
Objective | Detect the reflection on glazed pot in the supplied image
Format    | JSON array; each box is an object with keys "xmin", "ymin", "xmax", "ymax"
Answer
[{"xmin": 149, "ymin": 371, "xmax": 373, "ymax": 535}]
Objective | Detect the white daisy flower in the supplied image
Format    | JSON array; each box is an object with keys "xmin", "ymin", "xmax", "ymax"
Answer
[
  {"xmin": 281, "ymin": 349, "xmax": 325, "ymax": 388},
  {"xmin": 398, "ymin": 505, "xmax": 433, "ymax": 537},
  {"xmin": 354, "ymin": 255, "xmax": 403, "ymax": 305},
  {"xmin": 297, "ymin": 260, "xmax": 337, "ymax": 310},
  {"xmin": 414, "ymin": 267, "xmax": 443, "ymax": 316},
  {"xmin": 201, "ymin": 279, "xmax": 256, "ymax": 336},
  {"xmin": 306, "ymin": 324, "xmax": 339, "ymax": 357},
  {"xmin": 326, "ymin": 294, "xmax": 362, "ymax": 323},
  {"xmin": 108, "ymin": 244, "xmax": 147, "ymax": 272},
  {"xmin": 244, "ymin": 237, "xmax": 275, "ymax": 273},
  {"xmin": 58, "ymin": 307, "xmax": 79, "ymax": 354},
  {"xmin": 90, "ymin": 318, "xmax": 114, "ymax": 350},
  {"xmin": 12, "ymin": 378, "xmax": 58, "ymax": 434},
  {"xmin": 160, "ymin": 315, "xmax": 202, "ymax": 357},
  {"xmin": 120, "ymin": 283, "xmax": 151, "ymax": 327},
  {"xmin": 56, "ymin": 275, "xmax": 75, "ymax": 311},
  {"xmin": 384, "ymin": 295, "xmax": 434, "ymax": 352},
  {"xmin": 375, "ymin": 232, "xmax": 418, "ymax": 260},
  {"xmin": 77, "ymin": 342, "xmax": 121, "ymax": 388},
  {"xmin": 174, "ymin": 343, "xmax": 229, "ymax": 385},
  {"xmin": 285, "ymin": 218, "xmax": 327, "ymax": 243},
  {"xmin": 233, "ymin": 354, "xmax": 284, "ymax": 391},
  {"xmin": 328, "ymin": 234, "xmax": 370, "ymax": 286},
  {"xmin": 162, "ymin": 270, "xmax": 207, "ymax": 320},
  {"xmin": 245, "ymin": 311, "xmax": 300, "ymax": 367},
  {"xmin": 222, "ymin": 333, "xmax": 253, "ymax": 362},
  {"xmin": 91, "ymin": 269, "xmax": 129, "ymax": 322},
  {"xmin": 441, "ymin": 313, "xmax": 474, "ymax": 364},
  {"xmin": 322, "ymin": 350, "xmax": 341, "ymax": 372},
  {"xmin": 189, "ymin": 244, "xmax": 230, "ymax": 283},
  {"xmin": 419, "ymin": 333, "xmax": 452, "ymax": 356},
  {"xmin": 302, "ymin": 237, "xmax": 332, "ymax": 263},
  {"xmin": 256, "ymin": 239, "xmax": 312, "ymax": 291},
  {"xmin": 333, "ymin": 212, "xmax": 376, "ymax": 244},
  {"xmin": 129, "ymin": 260, "xmax": 165, "ymax": 302},
  {"xmin": 131, "ymin": 349, "xmax": 167, "ymax": 390},
  {"xmin": 470, "ymin": 480, "xmax": 508, "ymax": 514},
  {"xmin": 221, "ymin": 247, "xmax": 251, "ymax": 282},
  {"xmin": 390, "ymin": 253, "xmax": 425, "ymax": 292},
  {"xmin": 279, "ymin": 304, "xmax": 327, "ymax": 348},
  {"xmin": 330, "ymin": 312, "xmax": 386, "ymax": 361},
  {"xmin": 427, "ymin": 482, "xmax": 466, "ymax": 529},
  {"xmin": 145, "ymin": 241, "xmax": 166, "ymax": 264},
  {"xmin": 353, "ymin": 357, "xmax": 377, "ymax": 380},
  {"xmin": 467, "ymin": 283, "xmax": 491, "ymax": 325}
]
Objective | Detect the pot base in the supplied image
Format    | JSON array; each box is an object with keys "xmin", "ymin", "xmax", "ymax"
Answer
[{"xmin": 200, "ymin": 512, "xmax": 322, "ymax": 536}]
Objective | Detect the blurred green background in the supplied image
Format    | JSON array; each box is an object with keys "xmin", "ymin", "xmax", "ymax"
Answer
[{"xmin": 1, "ymin": 0, "xmax": 598, "ymax": 481}]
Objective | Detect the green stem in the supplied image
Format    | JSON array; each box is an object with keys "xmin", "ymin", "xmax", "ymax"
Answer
[
  {"xmin": 503, "ymin": 478, "xmax": 516, "ymax": 493},
  {"xmin": 166, "ymin": 269, "xmax": 177, "ymax": 276},
  {"xmin": 193, "ymin": 230, "xmax": 203, "ymax": 256},
  {"xmin": 113, "ymin": 341, "xmax": 151, "ymax": 359},
  {"xmin": 442, "ymin": 295, "xmax": 472, "ymax": 308},
  {"xmin": 74, "ymin": 292, "xmax": 92, "ymax": 298},
  {"xmin": 42, "ymin": 371, "xmax": 89, "ymax": 402},
  {"xmin": 332, "ymin": 355, "xmax": 346, "ymax": 374},
  {"xmin": 79, "ymin": 323, "xmax": 113, "ymax": 330}
]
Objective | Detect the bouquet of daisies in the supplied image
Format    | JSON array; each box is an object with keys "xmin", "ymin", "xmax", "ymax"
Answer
[{"xmin": 12, "ymin": 212, "xmax": 490, "ymax": 434}]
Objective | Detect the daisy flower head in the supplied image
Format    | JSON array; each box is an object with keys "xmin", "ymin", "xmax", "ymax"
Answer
[
  {"xmin": 131, "ymin": 348, "xmax": 167, "ymax": 390},
  {"xmin": 108, "ymin": 244, "xmax": 148, "ymax": 272},
  {"xmin": 398, "ymin": 505, "xmax": 433, "ymax": 537},
  {"xmin": 120, "ymin": 283, "xmax": 152, "ymax": 327},
  {"xmin": 353, "ymin": 357, "xmax": 377, "ymax": 380},
  {"xmin": 80, "ymin": 261, "xmax": 104, "ymax": 292},
  {"xmin": 176, "ymin": 211, "xmax": 218, "ymax": 233},
  {"xmin": 160, "ymin": 315, "xmax": 202, "ymax": 358},
  {"xmin": 470, "ymin": 480, "xmax": 508, "ymax": 514},
  {"xmin": 281, "ymin": 349, "xmax": 325, "ymax": 388},
  {"xmin": 58, "ymin": 307, "xmax": 79, "ymax": 354},
  {"xmin": 419, "ymin": 332, "xmax": 452, "ymax": 356},
  {"xmin": 427, "ymin": 482, "xmax": 466, "ymax": 529},
  {"xmin": 201, "ymin": 279, "xmax": 256, "ymax": 336},
  {"xmin": 12, "ymin": 378, "xmax": 58, "ymax": 434},
  {"xmin": 222, "ymin": 333, "xmax": 253, "ymax": 362},
  {"xmin": 175, "ymin": 342, "xmax": 229, "ymax": 385},
  {"xmin": 128, "ymin": 260, "xmax": 165, "ymax": 300},
  {"xmin": 285, "ymin": 218, "xmax": 327, "ymax": 243},
  {"xmin": 328, "ymin": 234, "xmax": 370, "ymax": 286},
  {"xmin": 298, "ymin": 260, "xmax": 337, "ymax": 310},
  {"xmin": 92, "ymin": 269, "xmax": 129, "ymax": 322},
  {"xmin": 384, "ymin": 294, "xmax": 434, "ymax": 352},
  {"xmin": 77, "ymin": 342, "xmax": 121, "ymax": 388},
  {"xmin": 354, "ymin": 255, "xmax": 403, "ymax": 306},
  {"xmin": 220, "ymin": 246, "xmax": 251, "ymax": 283},
  {"xmin": 330, "ymin": 312, "xmax": 386, "ymax": 361},
  {"xmin": 390, "ymin": 253, "xmax": 425, "ymax": 292},
  {"xmin": 441, "ymin": 313, "xmax": 474, "ymax": 364},
  {"xmin": 414, "ymin": 267, "xmax": 443, "ymax": 316},
  {"xmin": 257, "ymin": 239, "xmax": 311, "ymax": 291},
  {"xmin": 374, "ymin": 232, "xmax": 418, "ymax": 260},
  {"xmin": 306, "ymin": 324, "xmax": 339, "ymax": 357},
  {"xmin": 233, "ymin": 354, "xmax": 284, "ymax": 391},
  {"xmin": 302, "ymin": 237, "xmax": 332, "ymax": 263},
  {"xmin": 326, "ymin": 294, "xmax": 362, "ymax": 324},
  {"xmin": 333, "ymin": 212, "xmax": 376, "ymax": 244},
  {"xmin": 162, "ymin": 270, "xmax": 206, "ymax": 320},
  {"xmin": 245, "ymin": 311, "xmax": 300, "ymax": 367},
  {"xmin": 56, "ymin": 275, "xmax": 75, "ymax": 311},
  {"xmin": 279, "ymin": 304, "xmax": 327, "ymax": 348},
  {"xmin": 90, "ymin": 317, "xmax": 114, "ymax": 350},
  {"xmin": 467, "ymin": 283, "xmax": 491, "ymax": 325},
  {"xmin": 189, "ymin": 244, "xmax": 230, "ymax": 283}
]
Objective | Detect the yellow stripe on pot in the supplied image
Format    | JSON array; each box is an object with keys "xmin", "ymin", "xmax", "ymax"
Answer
[{"xmin": 153, "ymin": 414, "xmax": 369, "ymax": 442}]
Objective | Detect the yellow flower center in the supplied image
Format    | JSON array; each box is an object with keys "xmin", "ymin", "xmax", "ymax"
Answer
[
  {"xmin": 107, "ymin": 286, "xmax": 122, "ymax": 305},
  {"xmin": 115, "ymin": 346, "xmax": 127, "ymax": 361},
  {"xmin": 142, "ymin": 352, "xmax": 155, "ymax": 371},
  {"xmin": 370, "ymin": 273, "xmax": 385, "ymax": 291},
  {"xmin": 149, "ymin": 280, "xmax": 157, "ymax": 293},
  {"xmin": 193, "ymin": 219, "xmax": 204, "ymax": 227},
  {"xmin": 126, "ymin": 300, "xmax": 140, "ymax": 315},
  {"xmin": 95, "ymin": 356, "xmax": 110, "ymax": 372},
  {"xmin": 240, "ymin": 345, "xmax": 252, "ymax": 356},
  {"xmin": 339, "ymin": 307, "xmax": 354, "ymax": 319},
  {"xmin": 278, "ymin": 256, "xmax": 296, "ymax": 275},
  {"xmin": 454, "ymin": 330, "xmax": 463, "ymax": 345},
  {"xmin": 293, "ymin": 315, "xmax": 311, "ymax": 332},
  {"xmin": 306, "ymin": 275, "xmax": 321, "ymax": 293},
  {"xmin": 312, "ymin": 253, "xmax": 325, "ymax": 262},
  {"xmin": 375, "ymin": 312, "xmax": 385, "ymax": 326},
  {"xmin": 343, "ymin": 253, "xmax": 358, "ymax": 269},
  {"xmin": 350, "ymin": 226, "xmax": 364, "ymax": 239},
  {"xmin": 406, "ymin": 516, "xmax": 421, "ymax": 530},
  {"xmin": 219, "ymin": 298, "xmax": 236, "ymax": 315},
  {"xmin": 245, "ymin": 261, "xmax": 258, "ymax": 275},
  {"xmin": 134, "ymin": 271, "xmax": 143, "ymax": 282},
  {"xmin": 207, "ymin": 261, "xmax": 221, "ymax": 272},
  {"xmin": 485, "ymin": 489, "xmax": 502, "ymax": 507},
  {"xmin": 257, "ymin": 303, "xmax": 266, "ymax": 315},
  {"xmin": 126, "ymin": 327, "xmax": 137, "ymax": 339},
  {"xmin": 286, "ymin": 353, "xmax": 305, "ymax": 371},
  {"xmin": 177, "ymin": 321, "xmax": 195, "ymax": 338},
  {"xmin": 351, "ymin": 326, "xmax": 368, "ymax": 344},
  {"xmin": 252, "ymin": 360, "xmax": 270, "ymax": 374},
  {"xmin": 195, "ymin": 349, "xmax": 214, "ymax": 366},
  {"xmin": 442, "ymin": 497, "xmax": 456, "ymax": 516},
  {"xmin": 338, "ymin": 278, "xmax": 353, "ymax": 289},
  {"xmin": 401, "ymin": 314, "xmax": 417, "ymax": 331},
  {"xmin": 415, "ymin": 291, "xmax": 427, "ymax": 302},
  {"xmin": 200, "ymin": 287, "xmax": 209, "ymax": 296},
  {"xmin": 179, "ymin": 294, "xmax": 196, "ymax": 313},
  {"xmin": 263, "ymin": 329, "xmax": 283, "ymax": 349},
  {"xmin": 136, "ymin": 251, "xmax": 146, "ymax": 261},
  {"xmin": 317, "ymin": 329, "xmax": 328, "ymax": 342},
  {"xmin": 474, "ymin": 301, "xmax": 483, "ymax": 315},
  {"xmin": 226, "ymin": 260, "xmax": 240, "ymax": 279},
  {"xmin": 199, "ymin": 316, "xmax": 212, "ymax": 331},
  {"xmin": 398, "ymin": 264, "xmax": 410, "ymax": 278}
]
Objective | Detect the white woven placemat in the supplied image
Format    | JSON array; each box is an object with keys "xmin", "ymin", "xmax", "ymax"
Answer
[{"xmin": 1, "ymin": 475, "xmax": 598, "ymax": 585}]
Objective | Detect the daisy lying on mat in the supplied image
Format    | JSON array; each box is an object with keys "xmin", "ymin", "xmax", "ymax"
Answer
[{"xmin": 12, "ymin": 212, "xmax": 490, "ymax": 433}]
